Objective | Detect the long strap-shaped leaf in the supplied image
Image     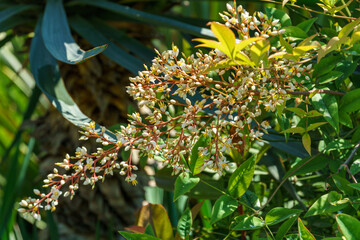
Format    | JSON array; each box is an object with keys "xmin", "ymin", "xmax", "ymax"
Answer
[
  {"xmin": 30, "ymin": 21, "xmax": 117, "ymax": 141},
  {"xmin": 69, "ymin": 16, "xmax": 144, "ymax": 74},
  {"xmin": 70, "ymin": 0, "xmax": 215, "ymax": 38},
  {"xmin": 42, "ymin": 0, "xmax": 107, "ymax": 64},
  {"xmin": 0, "ymin": 5, "xmax": 36, "ymax": 24}
]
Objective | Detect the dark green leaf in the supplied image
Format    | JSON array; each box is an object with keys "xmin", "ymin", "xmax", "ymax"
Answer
[
  {"xmin": 348, "ymin": 183, "xmax": 360, "ymax": 191},
  {"xmin": 210, "ymin": 195, "xmax": 238, "ymax": 225},
  {"xmin": 283, "ymin": 26, "xmax": 308, "ymax": 40},
  {"xmin": 304, "ymin": 191, "xmax": 349, "ymax": 217},
  {"xmin": 0, "ymin": 5, "xmax": 35, "ymax": 24},
  {"xmin": 297, "ymin": 18, "xmax": 318, "ymax": 33},
  {"xmin": 265, "ymin": 207, "xmax": 303, "ymax": 226},
  {"xmin": 265, "ymin": 7, "xmax": 291, "ymax": 27},
  {"xmin": 231, "ymin": 215, "xmax": 264, "ymax": 230},
  {"xmin": 239, "ymin": 190, "xmax": 260, "ymax": 210},
  {"xmin": 339, "ymin": 111, "xmax": 353, "ymax": 128},
  {"xmin": 30, "ymin": 21, "xmax": 117, "ymax": 141},
  {"xmin": 307, "ymin": 122, "xmax": 327, "ymax": 131},
  {"xmin": 350, "ymin": 159, "xmax": 360, "ymax": 175},
  {"xmin": 71, "ymin": 0, "xmax": 214, "ymax": 38},
  {"xmin": 177, "ymin": 208, "xmax": 192, "ymax": 239},
  {"xmin": 189, "ymin": 135, "xmax": 211, "ymax": 175},
  {"xmin": 69, "ymin": 16, "xmax": 144, "ymax": 74},
  {"xmin": 227, "ymin": 155, "xmax": 256, "ymax": 198},
  {"xmin": 284, "ymin": 155, "xmax": 328, "ymax": 179},
  {"xmin": 325, "ymin": 139, "xmax": 353, "ymax": 154},
  {"xmin": 173, "ymin": 172, "xmax": 200, "ymax": 202},
  {"xmin": 336, "ymin": 213, "xmax": 360, "ymax": 240},
  {"xmin": 298, "ymin": 218, "xmax": 316, "ymax": 240},
  {"xmin": 313, "ymin": 55, "xmax": 342, "ymax": 78},
  {"xmin": 340, "ymin": 89, "xmax": 360, "ymax": 113},
  {"xmin": 312, "ymin": 92, "xmax": 339, "ymax": 133},
  {"xmin": 287, "ymin": 107, "xmax": 307, "ymax": 117},
  {"xmin": 119, "ymin": 232, "xmax": 160, "ymax": 240},
  {"xmin": 42, "ymin": 0, "xmax": 107, "ymax": 64},
  {"xmin": 332, "ymin": 175, "xmax": 354, "ymax": 195},
  {"xmin": 275, "ymin": 216, "xmax": 299, "ymax": 240},
  {"xmin": 317, "ymin": 71, "xmax": 343, "ymax": 84}
]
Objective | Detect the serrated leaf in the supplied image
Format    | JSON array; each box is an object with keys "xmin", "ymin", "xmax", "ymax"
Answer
[
  {"xmin": 119, "ymin": 232, "xmax": 160, "ymax": 240},
  {"xmin": 298, "ymin": 218, "xmax": 316, "ymax": 240},
  {"xmin": 227, "ymin": 155, "xmax": 256, "ymax": 198},
  {"xmin": 307, "ymin": 122, "xmax": 327, "ymax": 131},
  {"xmin": 282, "ymin": 127, "xmax": 306, "ymax": 134},
  {"xmin": 302, "ymin": 133, "xmax": 311, "ymax": 156},
  {"xmin": 210, "ymin": 195, "xmax": 238, "ymax": 224},
  {"xmin": 30, "ymin": 20, "xmax": 117, "ymax": 142},
  {"xmin": 287, "ymin": 107, "xmax": 307, "ymax": 117},
  {"xmin": 275, "ymin": 216, "xmax": 299, "ymax": 240},
  {"xmin": 305, "ymin": 191, "xmax": 349, "ymax": 217},
  {"xmin": 42, "ymin": 0, "xmax": 107, "ymax": 64},
  {"xmin": 173, "ymin": 172, "xmax": 200, "ymax": 201},
  {"xmin": 231, "ymin": 215, "xmax": 264, "ymax": 230},
  {"xmin": 177, "ymin": 208, "xmax": 192, "ymax": 239},
  {"xmin": 189, "ymin": 135, "xmax": 211, "ymax": 175},
  {"xmin": 340, "ymin": 88, "xmax": 360, "ymax": 113},
  {"xmin": 265, "ymin": 208, "xmax": 303, "ymax": 226},
  {"xmin": 336, "ymin": 213, "xmax": 360, "ymax": 240},
  {"xmin": 312, "ymin": 92, "xmax": 339, "ymax": 133}
]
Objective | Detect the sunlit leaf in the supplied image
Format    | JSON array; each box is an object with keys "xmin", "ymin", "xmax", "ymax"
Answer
[
  {"xmin": 340, "ymin": 88, "xmax": 360, "ymax": 113},
  {"xmin": 281, "ymin": 127, "xmax": 306, "ymax": 134},
  {"xmin": 307, "ymin": 122, "xmax": 327, "ymax": 131},
  {"xmin": 275, "ymin": 216, "xmax": 299, "ymax": 240},
  {"xmin": 312, "ymin": 92, "xmax": 339, "ymax": 133},
  {"xmin": 231, "ymin": 215, "xmax": 264, "ymax": 230},
  {"xmin": 336, "ymin": 213, "xmax": 360, "ymax": 240},
  {"xmin": 265, "ymin": 207, "xmax": 303, "ymax": 226},
  {"xmin": 210, "ymin": 195, "xmax": 238, "ymax": 224},
  {"xmin": 302, "ymin": 133, "xmax": 311, "ymax": 156},
  {"xmin": 173, "ymin": 172, "xmax": 200, "ymax": 202},
  {"xmin": 305, "ymin": 191, "xmax": 349, "ymax": 217},
  {"xmin": 190, "ymin": 135, "xmax": 211, "ymax": 175},
  {"xmin": 298, "ymin": 218, "xmax": 316, "ymax": 240}
]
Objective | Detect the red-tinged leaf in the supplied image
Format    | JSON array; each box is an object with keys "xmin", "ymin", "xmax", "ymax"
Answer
[
  {"xmin": 307, "ymin": 122, "xmax": 327, "ymax": 131},
  {"xmin": 124, "ymin": 226, "xmax": 146, "ymax": 234},
  {"xmin": 298, "ymin": 218, "xmax": 316, "ymax": 240},
  {"xmin": 302, "ymin": 133, "xmax": 311, "ymax": 156}
]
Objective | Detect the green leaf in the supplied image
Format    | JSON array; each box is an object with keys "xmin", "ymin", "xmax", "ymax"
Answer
[
  {"xmin": 177, "ymin": 208, "xmax": 192, "ymax": 239},
  {"xmin": 190, "ymin": 135, "xmax": 211, "ymax": 175},
  {"xmin": 313, "ymin": 55, "xmax": 342, "ymax": 78},
  {"xmin": 119, "ymin": 232, "xmax": 160, "ymax": 240},
  {"xmin": 302, "ymin": 133, "xmax": 311, "ymax": 156},
  {"xmin": 275, "ymin": 216, "xmax": 299, "ymax": 240},
  {"xmin": 317, "ymin": 71, "xmax": 343, "ymax": 84},
  {"xmin": 340, "ymin": 89, "xmax": 360, "ymax": 113},
  {"xmin": 173, "ymin": 172, "xmax": 200, "ymax": 202},
  {"xmin": 304, "ymin": 191, "xmax": 349, "ymax": 217},
  {"xmin": 350, "ymin": 159, "xmax": 360, "ymax": 175},
  {"xmin": 71, "ymin": 0, "xmax": 214, "ymax": 38},
  {"xmin": 325, "ymin": 139, "xmax": 353, "ymax": 154},
  {"xmin": 336, "ymin": 213, "xmax": 360, "ymax": 240},
  {"xmin": 210, "ymin": 22, "xmax": 235, "ymax": 58},
  {"xmin": 280, "ymin": 35, "xmax": 293, "ymax": 53},
  {"xmin": 306, "ymin": 110, "xmax": 323, "ymax": 118},
  {"xmin": 283, "ymin": 26, "xmax": 308, "ymax": 40},
  {"xmin": 297, "ymin": 18, "xmax": 318, "ymax": 33},
  {"xmin": 311, "ymin": 92, "xmax": 339, "ymax": 133},
  {"xmin": 282, "ymin": 127, "xmax": 306, "ymax": 134},
  {"xmin": 284, "ymin": 155, "xmax": 329, "ymax": 179},
  {"xmin": 231, "ymin": 215, "xmax": 264, "ymax": 230},
  {"xmin": 250, "ymin": 40, "xmax": 270, "ymax": 66},
  {"xmin": 30, "ymin": 21, "xmax": 117, "ymax": 142},
  {"xmin": 339, "ymin": 111, "xmax": 353, "ymax": 128},
  {"xmin": 265, "ymin": 207, "xmax": 303, "ymax": 226},
  {"xmin": 0, "ymin": 5, "xmax": 35, "ymax": 24},
  {"xmin": 227, "ymin": 155, "xmax": 256, "ymax": 198},
  {"xmin": 348, "ymin": 183, "xmax": 360, "ymax": 191},
  {"xmin": 42, "ymin": 0, "xmax": 107, "ymax": 64},
  {"xmin": 210, "ymin": 195, "xmax": 238, "ymax": 225},
  {"xmin": 307, "ymin": 122, "xmax": 327, "ymax": 131},
  {"xmin": 234, "ymin": 37, "xmax": 262, "ymax": 53},
  {"xmin": 286, "ymin": 107, "xmax": 307, "ymax": 117},
  {"xmin": 239, "ymin": 190, "xmax": 261, "ymax": 210},
  {"xmin": 298, "ymin": 218, "xmax": 316, "ymax": 240},
  {"xmin": 69, "ymin": 16, "xmax": 143, "ymax": 74},
  {"xmin": 265, "ymin": 7, "xmax": 292, "ymax": 27},
  {"xmin": 332, "ymin": 175, "xmax": 354, "ymax": 195}
]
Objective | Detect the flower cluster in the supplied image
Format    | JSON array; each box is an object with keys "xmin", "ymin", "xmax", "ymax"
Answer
[{"xmin": 18, "ymin": 2, "xmax": 314, "ymax": 221}]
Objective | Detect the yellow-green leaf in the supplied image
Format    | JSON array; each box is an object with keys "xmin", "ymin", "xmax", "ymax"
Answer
[
  {"xmin": 307, "ymin": 122, "xmax": 327, "ymax": 131},
  {"xmin": 250, "ymin": 40, "xmax": 270, "ymax": 66},
  {"xmin": 302, "ymin": 133, "xmax": 311, "ymax": 155},
  {"xmin": 282, "ymin": 127, "xmax": 306, "ymax": 134},
  {"xmin": 298, "ymin": 218, "xmax": 316, "ymax": 240},
  {"xmin": 211, "ymin": 22, "xmax": 235, "ymax": 57}
]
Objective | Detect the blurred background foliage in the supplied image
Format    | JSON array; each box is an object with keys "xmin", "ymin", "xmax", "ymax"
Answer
[{"xmin": 1, "ymin": 0, "xmax": 358, "ymax": 239}]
